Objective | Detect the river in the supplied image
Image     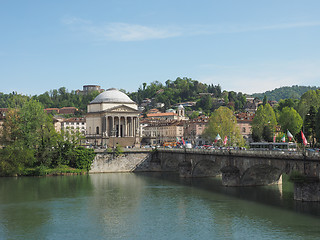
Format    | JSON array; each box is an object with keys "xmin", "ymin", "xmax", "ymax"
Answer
[{"xmin": 0, "ymin": 173, "xmax": 320, "ymax": 240}]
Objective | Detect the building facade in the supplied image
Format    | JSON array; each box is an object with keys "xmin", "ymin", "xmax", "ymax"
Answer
[
  {"xmin": 86, "ymin": 88, "xmax": 140, "ymax": 147},
  {"xmin": 61, "ymin": 117, "xmax": 86, "ymax": 136},
  {"xmin": 142, "ymin": 120, "xmax": 184, "ymax": 146},
  {"xmin": 184, "ymin": 115, "xmax": 210, "ymax": 146}
]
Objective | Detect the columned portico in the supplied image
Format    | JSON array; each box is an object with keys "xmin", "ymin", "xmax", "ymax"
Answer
[{"xmin": 86, "ymin": 88, "xmax": 140, "ymax": 147}]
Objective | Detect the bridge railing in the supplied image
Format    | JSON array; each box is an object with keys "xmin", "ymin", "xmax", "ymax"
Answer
[{"xmin": 156, "ymin": 148, "xmax": 320, "ymax": 160}]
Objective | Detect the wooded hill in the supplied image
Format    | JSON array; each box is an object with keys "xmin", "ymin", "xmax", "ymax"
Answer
[
  {"xmin": 251, "ymin": 85, "xmax": 319, "ymax": 101},
  {"xmin": 0, "ymin": 79, "xmax": 318, "ymax": 114}
]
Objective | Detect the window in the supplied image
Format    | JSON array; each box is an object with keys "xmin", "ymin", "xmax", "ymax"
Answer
[
  {"xmin": 96, "ymin": 126, "xmax": 99, "ymax": 134},
  {"xmin": 242, "ymin": 127, "xmax": 246, "ymax": 133}
]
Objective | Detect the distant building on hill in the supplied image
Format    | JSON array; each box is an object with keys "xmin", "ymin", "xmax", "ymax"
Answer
[
  {"xmin": 59, "ymin": 107, "xmax": 78, "ymax": 115},
  {"xmin": 146, "ymin": 105, "xmax": 188, "ymax": 121},
  {"xmin": 76, "ymin": 85, "xmax": 104, "ymax": 95},
  {"xmin": 44, "ymin": 107, "xmax": 79, "ymax": 115},
  {"xmin": 44, "ymin": 108, "xmax": 60, "ymax": 114}
]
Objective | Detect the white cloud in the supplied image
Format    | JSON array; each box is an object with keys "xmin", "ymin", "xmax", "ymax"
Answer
[
  {"xmin": 61, "ymin": 17, "xmax": 91, "ymax": 25},
  {"xmin": 61, "ymin": 16, "xmax": 320, "ymax": 42},
  {"xmin": 87, "ymin": 23, "xmax": 182, "ymax": 41}
]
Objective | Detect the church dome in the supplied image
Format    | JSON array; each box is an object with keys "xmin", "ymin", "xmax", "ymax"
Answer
[{"xmin": 90, "ymin": 88, "xmax": 134, "ymax": 104}]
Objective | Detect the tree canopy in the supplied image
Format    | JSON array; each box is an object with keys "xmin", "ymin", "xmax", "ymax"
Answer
[
  {"xmin": 202, "ymin": 106, "xmax": 245, "ymax": 146},
  {"xmin": 252, "ymin": 104, "xmax": 277, "ymax": 142},
  {"xmin": 278, "ymin": 107, "xmax": 303, "ymax": 137}
]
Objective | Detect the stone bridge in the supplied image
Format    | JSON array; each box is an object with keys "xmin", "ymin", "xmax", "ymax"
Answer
[
  {"xmin": 92, "ymin": 148, "xmax": 320, "ymax": 201},
  {"xmin": 155, "ymin": 148, "xmax": 320, "ymax": 201}
]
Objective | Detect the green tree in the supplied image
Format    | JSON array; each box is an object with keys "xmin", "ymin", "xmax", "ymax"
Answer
[
  {"xmin": 304, "ymin": 105, "xmax": 317, "ymax": 147},
  {"xmin": 252, "ymin": 104, "xmax": 277, "ymax": 142},
  {"xmin": 69, "ymin": 147, "xmax": 96, "ymax": 171},
  {"xmin": 202, "ymin": 106, "xmax": 245, "ymax": 146},
  {"xmin": 0, "ymin": 142, "xmax": 35, "ymax": 176},
  {"xmin": 263, "ymin": 95, "xmax": 268, "ymax": 106},
  {"xmin": 315, "ymin": 107, "xmax": 320, "ymax": 146},
  {"xmin": 278, "ymin": 107, "xmax": 303, "ymax": 137},
  {"xmin": 297, "ymin": 89, "xmax": 320, "ymax": 120}
]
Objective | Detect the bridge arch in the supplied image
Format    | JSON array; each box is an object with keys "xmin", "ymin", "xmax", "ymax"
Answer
[
  {"xmin": 192, "ymin": 159, "xmax": 221, "ymax": 177},
  {"xmin": 240, "ymin": 164, "xmax": 282, "ymax": 186}
]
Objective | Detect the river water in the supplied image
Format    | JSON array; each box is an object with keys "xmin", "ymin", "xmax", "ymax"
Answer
[{"xmin": 0, "ymin": 173, "xmax": 320, "ymax": 240}]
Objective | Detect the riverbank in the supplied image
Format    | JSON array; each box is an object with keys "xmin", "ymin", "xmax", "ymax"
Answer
[{"xmin": 4, "ymin": 165, "xmax": 88, "ymax": 177}]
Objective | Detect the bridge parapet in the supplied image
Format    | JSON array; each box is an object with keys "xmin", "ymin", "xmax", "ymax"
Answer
[
  {"xmin": 157, "ymin": 148, "xmax": 319, "ymax": 160},
  {"xmin": 156, "ymin": 148, "xmax": 320, "ymax": 201}
]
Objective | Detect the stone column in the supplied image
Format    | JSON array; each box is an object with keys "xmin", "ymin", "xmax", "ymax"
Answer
[
  {"xmin": 117, "ymin": 116, "xmax": 121, "ymax": 137},
  {"xmin": 133, "ymin": 117, "xmax": 135, "ymax": 137},
  {"xmin": 129, "ymin": 117, "xmax": 132, "ymax": 137},
  {"xmin": 124, "ymin": 117, "xmax": 127, "ymax": 137},
  {"xmin": 112, "ymin": 116, "xmax": 115, "ymax": 134},
  {"xmin": 105, "ymin": 116, "xmax": 109, "ymax": 137}
]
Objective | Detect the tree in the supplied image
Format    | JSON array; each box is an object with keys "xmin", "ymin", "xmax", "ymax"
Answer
[
  {"xmin": 278, "ymin": 107, "xmax": 303, "ymax": 137},
  {"xmin": 304, "ymin": 105, "xmax": 317, "ymax": 147},
  {"xmin": 252, "ymin": 104, "xmax": 277, "ymax": 142},
  {"xmin": 296, "ymin": 90, "xmax": 320, "ymax": 120},
  {"xmin": 263, "ymin": 95, "xmax": 268, "ymax": 106},
  {"xmin": 315, "ymin": 107, "xmax": 320, "ymax": 146},
  {"xmin": 202, "ymin": 107, "xmax": 245, "ymax": 146},
  {"xmin": 277, "ymin": 98, "xmax": 296, "ymax": 112},
  {"xmin": 196, "ymin": 95, "xmax": 213, "ymax": 113}
]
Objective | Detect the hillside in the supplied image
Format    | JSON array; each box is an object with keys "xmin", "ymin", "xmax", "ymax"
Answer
[{"xmin": 251, "ymin": 85, "xmax": 319, "ymax": 101}]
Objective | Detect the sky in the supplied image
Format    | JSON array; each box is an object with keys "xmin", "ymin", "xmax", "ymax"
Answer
[{"xmin": 1, "ymin": 0, "xmax": 320, "ymax": 95}]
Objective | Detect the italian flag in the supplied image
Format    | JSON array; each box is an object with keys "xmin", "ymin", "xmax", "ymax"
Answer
[
  {"xmin": 214, "ymin": 134, "xmax": 221, "ymax": 143},
  {"xmin": 287, "ymin": 130, "xmax": 294, "ymax": 141},
  {"xmin": 281, "ymin": 134, "xmax": 286, "ymax": 142}
]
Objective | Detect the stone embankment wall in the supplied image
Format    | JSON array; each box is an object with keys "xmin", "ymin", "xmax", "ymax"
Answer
[{"xmin": 90, "ymin": 149, "xmax": 161, "ymax": 173}]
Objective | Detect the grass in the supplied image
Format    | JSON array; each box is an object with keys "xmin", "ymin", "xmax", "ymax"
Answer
[{"xmin": 23, "ymin": 165, "xmax": 86, "ymax": 176}]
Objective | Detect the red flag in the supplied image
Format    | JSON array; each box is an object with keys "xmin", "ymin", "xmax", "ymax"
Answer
[
  {"xmin": 301, "ymin": 131, "xmax": 307, "ymax": 146},
  {"xmin": 181, "ymin": 137, "xmax": 185, "ymax": 145},
  {"xmin": 223, "ymin": 136, "xmax": 228, "ymax": 145},
  {"xmin": 273, "ymin": 134, "xmax": 276, "ymax": 143}
]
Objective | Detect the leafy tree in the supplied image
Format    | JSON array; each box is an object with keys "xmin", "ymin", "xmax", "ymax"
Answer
[
  {"xmin": 202, "ymin": 106, "xmax": 245, "ymax": 146},
  {"xmin": 263, "ymin": 95, "xmax": 267, "ymax": 106},
  {"xmin": 304, "ymin": 105, "xmax": 317, "ymax": 147},
  {"xmin": 296, "ymin": 89, "xmax": 320, "ymax": 120},
  {"xmin": 277, "ymin": 98, "xmax": 297, "ymax": 112},
  {"xmin": 252, "ymin": 104, "xmax": 277, "ymax": 142},
  {"xmin": 315, "ymin": 107, "xmax": 320, "ymax": 146},
  {"xmin": 69, "ymin": 147, "xmax": 95, "ymax": 171},
  {"xmin": 278, "ymin": 107, "xmax": 303, "ymax": 137},
  {"xmin": 196, "ymin": 95, "xmax": 213, "ymax": 113}
]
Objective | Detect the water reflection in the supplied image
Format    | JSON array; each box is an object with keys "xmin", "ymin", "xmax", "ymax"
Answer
[{"xmin": 0, "ymin": 173, "xmax": 320, "ymax": 240}]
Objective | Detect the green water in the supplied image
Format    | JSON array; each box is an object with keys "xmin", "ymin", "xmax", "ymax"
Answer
[{"xmin": 0, "ymin": 173, "xmax": 320, "ymax": 240}]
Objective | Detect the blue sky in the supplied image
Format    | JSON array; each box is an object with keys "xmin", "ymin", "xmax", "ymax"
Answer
[{"xmin": 1, "ymin": 0, "xmax": 320, "ymax": 95}]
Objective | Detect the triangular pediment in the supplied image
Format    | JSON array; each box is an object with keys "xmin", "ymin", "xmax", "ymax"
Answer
[{"xmin": 105, "ymin": 105, "xmax": 138, "ymax": 113}]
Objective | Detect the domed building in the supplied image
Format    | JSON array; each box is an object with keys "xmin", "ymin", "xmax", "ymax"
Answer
[{"xmin": 86, "ymin": 88, "xmax": 140, "ymax": 147}]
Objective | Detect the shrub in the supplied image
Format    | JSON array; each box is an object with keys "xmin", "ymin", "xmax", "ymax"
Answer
[{"xmin": 70, "ymin": 147, "xmax": 95, "ymax": 171}]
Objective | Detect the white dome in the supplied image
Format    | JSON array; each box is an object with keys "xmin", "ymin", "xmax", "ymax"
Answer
[{"xmin": 90, "ymin": 88, "xmax": 134, "ymax": 104}]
